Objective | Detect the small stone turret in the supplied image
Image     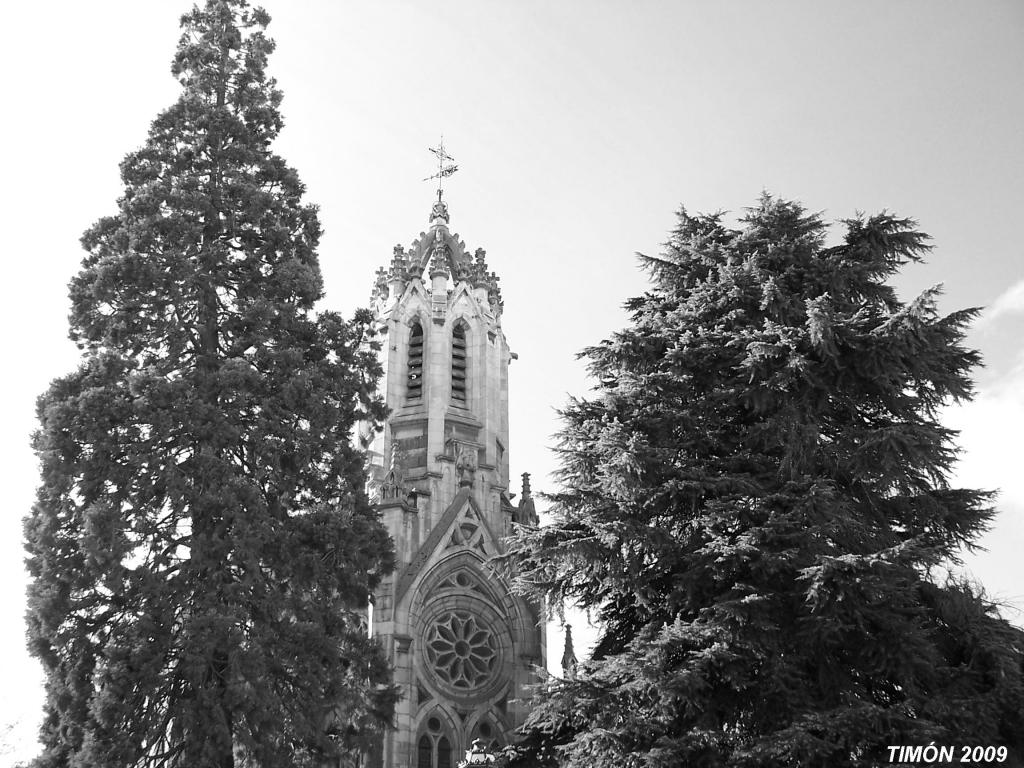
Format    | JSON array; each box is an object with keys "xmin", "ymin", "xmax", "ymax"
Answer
[
  {"xmin": 561, "ymin": 624, "xmax": 578, "ymax": 679},
  {"xmin": 514, "ymin": 472, "xmax": 538, "ymax": 527}
]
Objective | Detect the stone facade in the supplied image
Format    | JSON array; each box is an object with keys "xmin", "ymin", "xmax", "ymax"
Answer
[{"xmin": 362, "ymin": 196, "xmax": 544, "ymax": 768}]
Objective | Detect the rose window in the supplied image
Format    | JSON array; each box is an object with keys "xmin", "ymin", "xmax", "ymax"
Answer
[{"xmin": 425, "ymin": 612, "xmax": 498, "ymax": 688}]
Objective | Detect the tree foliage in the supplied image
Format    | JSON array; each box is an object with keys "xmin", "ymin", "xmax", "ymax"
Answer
[
  {"xmin": 504, "ymin": 196, "xmax": 1024, "ymax": 767},
  {"xmin": 25, "ymin": 3, "xmax": 396, "ymax": 766}
]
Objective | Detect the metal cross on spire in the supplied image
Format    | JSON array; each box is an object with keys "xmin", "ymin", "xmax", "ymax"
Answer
[{"xmin": 424, "ymin": 136, "xmax": 458, "ymax": 201}]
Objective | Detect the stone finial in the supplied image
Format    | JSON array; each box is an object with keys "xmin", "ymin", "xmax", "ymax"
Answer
[
  {"xmin": 430, "ymin": 197, "xmax": 450, "ymax": 224},
  {"xmin": 387, "ymin": 245, "xmax": 409, "ymax": 297},
  {"xmin": 487, "ymin": 271, "xmax": 504, "ymax": 312},
  {"xmin": 561, "ymin": 624, "xmax": 578, "ymax": 678},
  {"xmin": 521, "ymin": 472, "xmax": 532, "ymax": 498},
  {"xmin": 371, "ymin": 266, "xmax": 389, "ymax": 302},
  {"xmin": 390, "ymin": 244, "xmax": 406, "ymax": 271},
  {"xmin": 472, "ymin": 248, "xmax": 488, "ymax": 283}
]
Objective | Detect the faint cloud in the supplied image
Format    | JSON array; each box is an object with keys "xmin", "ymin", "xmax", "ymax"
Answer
[
  {"xmin": 944, "ymin": 363, "xmax": 1024, "ymax": 625},
  {"xmin": 976, "ymin": 277, "xmax": 1024, "ymax": 328}
]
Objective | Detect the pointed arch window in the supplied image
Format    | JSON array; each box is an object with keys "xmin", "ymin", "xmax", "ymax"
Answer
[
  {"xmin": 407, "ymin": 321, "xmax": 424, "ymax": 403},
  {"xmin": 437, "ymin": 737, "xmax": 452, "ymax": 768},
  {"xmin": 418, "ymin": 715, "xmax": 454, "ymax": 768},
  {"xmin": 417, "ymin": 735, "xmax": 432, "ymax": 768},
  {"xmin": 451, "ymin": 322, "xmax": 468, "ymax": 404}
]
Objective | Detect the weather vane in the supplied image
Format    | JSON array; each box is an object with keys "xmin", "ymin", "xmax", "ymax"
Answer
[{"xmin": 424, "ymin": 136, "xmax": 458, "ymax": 201}]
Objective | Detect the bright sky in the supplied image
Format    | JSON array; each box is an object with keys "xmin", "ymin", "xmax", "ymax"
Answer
[{"xmin": 1, "ymin": 1, "xmax": 1022, "ymax": 761}]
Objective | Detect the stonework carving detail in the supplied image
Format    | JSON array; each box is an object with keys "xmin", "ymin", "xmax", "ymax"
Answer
[
  {"xmin": 380, "ymin": 440, "xmax": 407, "ymax": 501},
  {"xmin": 366, "ymin": 197, "xmax": 543, "ymax": 766},
  {"xmin": 431, "ymin": 199, "xmax": 450, "ymax": 224},
  {"xmin": 454, "ymin": 442, "xmax": 478, "ymax": 488},
  {"xmin": 444, "ymin": 512, "xmax": 488, "ymax": 555},
  {"xmin": 425, "ymin": 612, "xmax": 498, "ymax": 689}
]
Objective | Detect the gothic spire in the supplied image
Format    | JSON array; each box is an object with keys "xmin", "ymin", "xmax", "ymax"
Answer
[
  {"xmin": 370, "ymin": 140, "xmax": 506, "ymax": 312},
  {"xmin": 561, "ymin": 624, "xmax": 578, "ymax": 678}
]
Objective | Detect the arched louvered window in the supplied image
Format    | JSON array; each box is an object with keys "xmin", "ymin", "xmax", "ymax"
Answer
[
  {"xmin": 451, "ymin": 322, "xmax": 468, "ymax": 404},
  {"xmin": 407, "ymin": 321, "xmax": 424, "ymax": 403}
]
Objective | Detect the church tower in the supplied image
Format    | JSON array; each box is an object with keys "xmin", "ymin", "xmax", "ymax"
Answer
[{"xmin": 362, "ymin": 190, "xmax": 544, "ymax": 768}]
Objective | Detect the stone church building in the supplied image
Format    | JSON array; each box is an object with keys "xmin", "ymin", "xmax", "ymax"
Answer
[{"xmin": 360, "ymin": 194, "xmax": 546, "ymax": 767}]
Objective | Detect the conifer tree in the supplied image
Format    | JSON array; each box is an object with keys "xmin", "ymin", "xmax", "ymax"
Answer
[
  {"xmin": 24, "ymin": 3, "xmax": 396, "ymax": 766},
  {"xmin": 505, "ymin": 196, "xmax": 1024, "ymax": 767}
]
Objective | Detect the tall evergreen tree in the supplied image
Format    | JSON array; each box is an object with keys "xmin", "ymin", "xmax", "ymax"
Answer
[
  {"xmin": 504, "ymin": 196, "xmax": 1024, "ymax": 767},
  {"xmin": 25, "ymin": 3, "xmax": 396, "ymax": 766}
]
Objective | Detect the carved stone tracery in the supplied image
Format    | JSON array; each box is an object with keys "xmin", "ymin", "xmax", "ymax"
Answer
[{"xmin": 424, "ymin": 611, "xmax": 498, "ymax": 690}]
